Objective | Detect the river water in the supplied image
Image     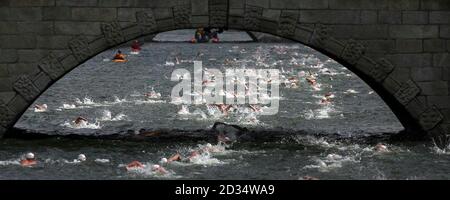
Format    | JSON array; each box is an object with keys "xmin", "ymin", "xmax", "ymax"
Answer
[{"xmin": 2, "ymin": 41, "xmax": 450, "ymax": 180}]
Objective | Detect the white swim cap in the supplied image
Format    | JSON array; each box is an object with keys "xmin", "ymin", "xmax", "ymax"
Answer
[
  {"xmin": 26, "ymin": 152, "xmax": 35, "ymax": 159},
  {"xmin": 206, "ymin": 143, "xmax": 213, "ymax": 148},
  {"xmin": 160, "ymin": 158, "xmax": 168, "ymax": 164},
  {"xmin": 152, "ymin": 164, "xmax": 160, "ymax": 170},
  {"xmin": 78, "ymin": 154, "xmax": 86, "ymax": 161}
]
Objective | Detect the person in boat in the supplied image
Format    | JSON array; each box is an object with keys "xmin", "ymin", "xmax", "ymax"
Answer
[
  {"xmin": 20, "ymin": 152, "xmax": 37, "ymax": 167},
  {"xmin": 208, "ymin": 28, "xmax": 223, "ymax": 43},
  {"xmin": 192, "ymin": 28, "xmax": 209, "ymax": 43},
  {"xmin": 34, "ymin": 104, "xmax": 48, "ymax": 112},
  {"xmin": 74, "ymin": 116, "xmax": 88, "ymax": 126},
  {"xmin": 131, "ymin": 40, "xmax": 141, "ymax": 52},
  {"xmin": 113, "ymin": 50, "xmax": 126, "ymax": 62}
]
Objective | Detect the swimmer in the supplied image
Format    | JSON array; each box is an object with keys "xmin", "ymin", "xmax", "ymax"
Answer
[
  {"xmin": 160, "ymin": 153, "xmax": 182, "ymax": 164},
  {"xmin": 214, "ymin": 104, "xmax": 232, "ymax": 115},
  {"xmin": 248, "ymin": 104, "xmax": 261, "ymax": 112},
  {"xmin": 74, "ymin": 116, "xmax": 88, "ymax": 126},
  {"xmin": 20, "ymin": 152, "xmax": 37, "ymax": 167},
  {"xmin": 302, "ymin": 176, "xmax": 319, "ymax": 180},
  {"xmin": 77, "ymin": 154, "xmax": 86, "ymax": 162},
  {"xmin": 34, "ymin": 104, "xmax": 48, "ymax": 112},
  {"xmin": 126, "ymin": 160, "xmax": 144, "ymax": 171},
  {"xmin": 374, "ymin": 143, "xmax": 389, "ymax": 153},
  {"xmin": 152, "ymin": 164, "xmax": 168, "ymax": 174}
]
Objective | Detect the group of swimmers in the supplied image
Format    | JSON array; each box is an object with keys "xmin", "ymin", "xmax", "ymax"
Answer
[
  {"xmin": 191, "ymin": 27, "xmax": 223, "ymax": 43},
  {"xmin": 19, "ymin": 153, "xmax": 86, "ymax": 167},
  {"xmin": 125, "ymin": 133, "xmax": 232, "ymax": 175}
]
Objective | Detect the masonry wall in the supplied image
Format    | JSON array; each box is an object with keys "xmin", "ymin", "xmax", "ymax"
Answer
[{"xmin": 0, "ymin": 0, "xmax": 449, "ymax": 145}]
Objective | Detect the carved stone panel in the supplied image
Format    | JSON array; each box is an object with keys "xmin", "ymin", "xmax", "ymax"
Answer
[
  {"xmin": 369, "ymin": 58, "xmax": 395, "ymax": 83},
  {"xmin": 277, "ymin": 11, "xmax": 298, "ymax": 37},
  {"xmin": 310, "ymin": 24, "xmax": 330, "ymax": 47},
  {"xmin": 209, "ymin": 1, "xmax": 227, "ymax": 28},
  {"xmin": 173, "ymin": 5, "xmax": 192, "ymax": 29},
  {"xmin": 0, "ymin": 100, "xmax": 15, "ymax": 128},
  {"xmin": 341, "ymin": 39, "xmax": 365, "ymax": 65},
  {"xmin": 38, "ymin": 53, "xmax": 65, "ymax": 80},
  {"xmin": 394, "ymin": 80, "xmax": 421, "ymax": 106},
  {"xmin": 69, "ymin": 36, "xmax": 91, "ymax": 62},
  {"xmin": 419, "ymin": 106, "xmax": 443, "ymax": 130},
  {"xmin": 13, "ymin": 75, "xmax": 40, "ymax": 102},
  {"xmin": 136, "ymin": 10, "xmax": 157, "ymax": 34},
  {"xmin": 101, "ymin": 22, "xmax": 124, "ymax": 46},
  {"xmin": 244, "ymin": 6, "xmax": 263, "ymax": 30}
]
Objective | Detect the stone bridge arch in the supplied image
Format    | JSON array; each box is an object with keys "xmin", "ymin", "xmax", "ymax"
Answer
[{"xmin": 0, "ymin": 0, "xmax": 448, "ymax": 147}]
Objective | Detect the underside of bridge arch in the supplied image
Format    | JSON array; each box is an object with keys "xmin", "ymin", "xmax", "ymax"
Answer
[{"xmin": 0, "ymin": 0, "xmax": 448, "ymax": 147}]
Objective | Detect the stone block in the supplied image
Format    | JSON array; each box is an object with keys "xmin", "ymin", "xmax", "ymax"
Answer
[
  {"xmin": 363, "ymin": 40, "xmax": 395, "ymax": 53},
  {"xmin": 299, "ymin": 10, "xmax": 360, "ymax": 24},
  {"xmin": 18, "ymin": 50, "xmax": 50, "ymax": 63},
  {"xmin": 263, "ymin": 9, "xmax": 280, "ymax": 21},
  {"xmin": 230, "ymin": 8, "xmax": 244, "ymax": 16},
  {"xmin": 32, "ymin": 72, "xmax": 52, "ymax": 91},
  {"xmin": 269, "ymin": 0, "xmax": 299, "ymax": 9},
  {"xmin": 394, "ymin": 39, "xmax": 422, "ymax": 53},
  {"xmin": 387, "ymin": 53, "xmax": 432, "ymax": 68},
  {"xmin": 389, "ymin": 25, "xmax": 439, "ymax": 39},
  {"xmin": 56, "ymin": 0, "xmax": 98, "ymax": 7},
  {"xmin": 360, "ymin": 11, "xmax": 377, "ymax": 24},
  {"xmin": 37, "ymin": 36, "xmax": 72, "ymax": 49},
  {"xmin": 390, "ymin": 67, "xmax": 411, "ymax": 82},
  {"xmin": 440, "ymin": 26, "xmax": 450, "ymax": 39},
  {"xmin": 0, "ymin": 35, "xmax": 36, "ymax": 49},
  {"xmin": 8, "ymin": 94, "xmax": 29, "ymax": 114},
  {"xmin": 191, "ymin": 0, "xmax": 208, "ymax": 15},
  {"xmin": 433, "ymin": 53, "xmax": 449, "ymax": 67},
  {"xmin": 430, "ymin": 11, "xmax": 450, "ymax": 24},
  {"xmin": 72, "ymin": 8, "xmax": 117, "ymax": 22},
  {"xmin": 7, "ymin": 64, "xmax": 40, "ymax": 77},
  {"xmin": 17, "ymin": 22, "xmax": 54, "ymax": 35},
  {"xmin": 411, "ymin": 67, "xmax": 442, "ymax": 81},
  {"xmin": 229, "ymin": 0, "xmax": 244, "ymax": 8},
  {"xmin": 329, "ymin": 0, "xmax": 384, "ymax": 9},
  {"xmin": 9, "ymin": 7, "xmax": 42, "ymax": 21},
  {"xmin": 55, "ymin": 22, "xmax": 102, "ymax": 35},
  {"xmin": 0, "ymin": 64, "xmax": 8, "ymax": 77},
  {"xmin": 0, "ymin": 49, "xmax": 17, "ymax": 63},
  {"xmin": 297, "ymin": 0, "xmax": 328, "ymax": 9},
  {"xmin": 424, "ymin": 39, "xmax": 446, "ymax": 52},
  {"xmin": 153, "ymin": 8, "xmax": 172, "ymax": 20},
  {"xmin": 43, "ymin": 7, "xmax": 72, "ymax": 20},
  {"xmin": 0, "ymin": 92, "xmax": 15, "ymax": 104},
  {"xmin": 0, "ymin": 22, "xmax": 18, "ymax": 34},
  {"xmin": 388, "ymin": 0, "xmax": 420, "ymax": 10},
  {"xmin": 0, "ymin": 77, "xmax": 13, "ymax": 92},
  {"xmin": 417, "ymin": 81, "xmax": 448, "ymax": 95},
  {"xmin": 247, "ymin": 0, "xmax": 269, "ymax": 8},
  {"xmin": 378, "ymin": 11, "xmax": 401, "ymax": 24},
  {"xmin": 98, "ymin": 0, "xmax": 135, "ymax": 7},
  {"xmin": 330, "ymin": 25, "xmax": 389, "ymax": 39},
  {"xmin": 9, "ymin": 0, "xmax": 55, "ymax": 6},
  {"xmin": 421, "ymin": 0, "xmax": 450, "ymax": 10},
  {"xmin": 402, "ymin": 11, "xmax": 428, "ymax": 24},
  {"xmin": 428, "ymin": 96, "xmax": 450, "ymax": 108}
]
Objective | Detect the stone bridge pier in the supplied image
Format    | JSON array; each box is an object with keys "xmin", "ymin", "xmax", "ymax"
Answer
[{"xmin": 0, "ymin": 0, "xmax": 449, "ymax": 147}]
